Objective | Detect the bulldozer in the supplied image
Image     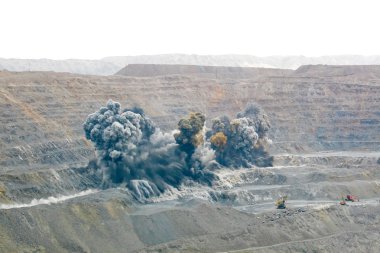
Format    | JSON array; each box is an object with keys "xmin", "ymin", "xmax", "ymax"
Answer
[{"xmin": 275, "ymin": 196, "xmax": 287, "ymax": 209}]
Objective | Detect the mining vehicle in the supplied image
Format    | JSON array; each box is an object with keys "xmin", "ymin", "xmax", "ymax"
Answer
[
  {"xmin": 276, "ymin": 196, "xmax": 287, "ymax": 209},
  {"xmin": 345, "ymin": 194, "xmax": 359, "ymax": 202}
]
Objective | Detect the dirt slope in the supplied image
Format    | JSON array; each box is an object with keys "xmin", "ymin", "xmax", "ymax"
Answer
[
  {"xmin": 1, "ymin": 65, "xmax": 379, "ymax": 172},
  {"xmin": 0, "ymin": 65, "xmax": 379, "ymax": 252}
]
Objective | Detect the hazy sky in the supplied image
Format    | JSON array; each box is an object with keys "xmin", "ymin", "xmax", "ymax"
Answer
[{"xmin": 1, "ymin": 0, "xmax": 380, "ymax": 59}]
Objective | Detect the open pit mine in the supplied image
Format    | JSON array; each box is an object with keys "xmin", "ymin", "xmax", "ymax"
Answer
[{"xmin": 0, "ymin": 64, "xmax": 379, "ymax": 252}]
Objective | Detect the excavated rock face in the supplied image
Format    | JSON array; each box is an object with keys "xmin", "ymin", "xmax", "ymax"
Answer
[
  {"xmin": 1, "ymin": 65, "xmax": 379, "ymax": 172},
  {"xmin": 0, "ymin": 65, "xmax": 380, "ymax": 252},
  {"xmin": 0, "ymin": 65, "xmax": 379, "ymax": 199},
  {"xmin": 0, "ymin": 193, "xmax": 380, "ymax": 253}
]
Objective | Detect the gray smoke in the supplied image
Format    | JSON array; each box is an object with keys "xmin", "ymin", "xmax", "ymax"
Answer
[
  {"xmin": 174, "ymin": 112, "xmax": 205, "ymax": 155},
  {"xmin": 84, "ymin": 100, "xmax": 272, "ymax": 198},
  {"xmin": 209, "ymin": 103, "xmax": 273, "ymax": 167},
  {"xmin": 83, "ymin": 100, "xmax": 215, "ymax": 197}
]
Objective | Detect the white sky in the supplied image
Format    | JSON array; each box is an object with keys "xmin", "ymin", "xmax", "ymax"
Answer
[{"xmin": 1, "ymin": 0, "xmax": 380, "ymax": 59}]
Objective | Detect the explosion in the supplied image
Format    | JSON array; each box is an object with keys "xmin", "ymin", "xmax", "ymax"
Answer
[
  {"xmin": 84, "ymin": 100, "xmax": 273, "ymax": 198},
  {"xmin": 210, "ymin": 132, "xmax": 227, "ymax": 149},
  {"xmin": 174, "ymin": 112, "xmax": 206, "ymax": 154},
  {"xmin": 83, "ymin": 100, "xmax": 215, "ymax": 197},
  {"xmin": 209, "ymin": 103, "xmax": 273, "ymax": 167}
]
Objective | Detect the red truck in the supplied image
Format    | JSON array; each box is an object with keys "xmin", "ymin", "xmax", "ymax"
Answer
[{"xmin": 345, "ymin": 195, "xmax": 359, "ymax": 202}]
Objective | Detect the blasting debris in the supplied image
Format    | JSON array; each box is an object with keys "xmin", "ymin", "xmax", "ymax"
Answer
[
  {"xmin": 208, "ymin": 103, "xmax": 273, "ymax": 167},
  {"xmin": 83, "ymin": 100, "xmax": 273, "ymax": 198}
]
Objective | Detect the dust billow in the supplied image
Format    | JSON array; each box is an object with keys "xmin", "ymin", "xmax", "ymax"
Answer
[
  {"xmin": 209, "ymin": 103, "xmax": 273, "ymax": 167},
  {"xmin": 83, "ymin": 100, "xmax": 272, "ymax": 198}
]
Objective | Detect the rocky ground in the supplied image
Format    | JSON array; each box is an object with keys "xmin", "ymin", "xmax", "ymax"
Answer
[
  {"xmin": 0, "ymin": 65, "xmax": 379, "ymax": 252},
  {"xmin": 0, "ymin": 151, "xmax": 378, "ymax": 252}
]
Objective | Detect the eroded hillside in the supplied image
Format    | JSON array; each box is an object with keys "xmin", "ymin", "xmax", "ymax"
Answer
[
  {"xmin": 1, "ymin": 65, "xmax": 379, "ymax": 172},
  {"xmin": 0, "ymin": 65, "xmax": 380, "ymax": 252}
]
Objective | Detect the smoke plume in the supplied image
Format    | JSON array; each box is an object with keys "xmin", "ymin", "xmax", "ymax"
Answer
[
  {"xmin": 209, "ymin": 103, "xmax": 273, "ymax": 167},
  {"xmin": 83, "ymin": 100, "xmax": 215, "ymax": 197},
  {"xmin": 84, "ymin": 100, "xmax": 272, "ymax": 198}
]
